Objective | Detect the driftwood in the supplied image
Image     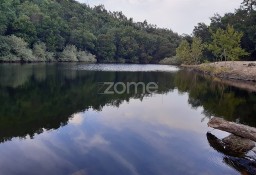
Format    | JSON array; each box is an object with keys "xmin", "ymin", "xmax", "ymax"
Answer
[
  {"xmin": 208, "ymin": 117, "xmax": 256, "ymax": 142},
  {"xmin": 207, "ymin": 133, "xmax": 255, "ymax": 156},
  {"xmin": 207, "ymin": 133, "xmax": 256, "ymax": 175}
]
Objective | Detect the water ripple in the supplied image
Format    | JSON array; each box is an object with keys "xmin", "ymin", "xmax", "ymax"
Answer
[{"xmin": 75, "ymin": 64, "xmax": 179, "ymax": 72}]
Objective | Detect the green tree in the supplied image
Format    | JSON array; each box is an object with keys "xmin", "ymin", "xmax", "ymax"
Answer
[
  {"xmin": 33, "ymin": 42, "xmax": 47, "ymax": 61},
  {"xmin": 0, "ymin": 15, "xmax": 8, "ymax": 35},
  {"xmin": 17, "ymin": 1, "xmax": 43, "ymax": 24},
  {"xmin": 194, "ymin": 5, "xmax": 256, "ymax": 61},
  {"xmin": 208, "ymin": 25, "xmax": 248, "ymax": 62},
  {"xmin": 176, "ymin": 40, "xmax": 191, "ymax": 64},
  {"xmin": 0, "ymin": 36, "xmax": 11, "ymax": 58},
  {"xmin": 96, "ymin": 34, "xmax": 116, "ymax": 62},
  {"xmin": 70, "ymin": 28, "xmax": 96, "ymax": 51},
  {"xmin": 45, "ymin": 52, "xmax": 55, "ymax": 62},
  {"xmin": 193, "ymin": 23, "xmax": 211, "ymax": 43},
  {"xmin": 176, "ymin": 37, "xmax": 204, "ymax": 65},
  {"xmin": 0, "ymin": 0, "xmax": 16, "ymax": 35},
  {"xmin": 191, "ymin": 37, "xmax": 204, "ymax": 64},
  {"xmin": 12, "ymin": 15, "xmax": 37, "ymax": 44},
  {"xmin": 117, "ymin": 36, "xmax": 139, "ymax": 61},
  {"xmin": 242, "ymin": 0, "xmax": 256, "ymax": 11}
]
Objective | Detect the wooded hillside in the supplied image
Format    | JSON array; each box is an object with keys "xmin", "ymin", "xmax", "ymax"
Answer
[{"xmin": 0, "ymin": 0, "xmax": 181, "ymax": 63}]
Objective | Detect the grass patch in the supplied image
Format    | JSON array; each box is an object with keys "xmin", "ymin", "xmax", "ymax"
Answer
[{"xmin": 199, "ymin": 64, "xmax": 230, "ymax": 74}]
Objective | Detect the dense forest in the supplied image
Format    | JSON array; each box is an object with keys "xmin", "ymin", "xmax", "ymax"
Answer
[
  {"xmin": 1, "ymin": 0, "xmax": 255, "ymax": 64},
  {"xmin": 0, "ymin": 0, "xmax": 181, "ymax": 63},
  {"xmin": 171, "ymin": 0, "xmax": 256, "ymax": 65}
]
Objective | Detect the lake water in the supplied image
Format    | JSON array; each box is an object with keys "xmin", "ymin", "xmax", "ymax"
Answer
[{"xmin": 0, "ymin": 63, "xmax": 255, "ymax": 175}]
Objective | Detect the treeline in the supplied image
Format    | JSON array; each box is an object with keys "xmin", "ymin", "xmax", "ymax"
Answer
[
  {"xmin": 0, "ymin": 0, "xmax": 180, "ymax": 63},
  {"xmin": 173, "ymin": 0, "xmax": 256, "ymax": 65}
]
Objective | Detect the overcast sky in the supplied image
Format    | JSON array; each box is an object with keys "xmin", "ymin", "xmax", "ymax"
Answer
[{"xmin": 76, "ymin": 0, "xmax": 242, "ymax": 34}]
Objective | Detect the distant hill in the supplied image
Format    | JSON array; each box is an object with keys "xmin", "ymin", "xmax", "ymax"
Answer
[{"xmin": 0, "ymin": 0, "xmax": 181, "ymax": 63}]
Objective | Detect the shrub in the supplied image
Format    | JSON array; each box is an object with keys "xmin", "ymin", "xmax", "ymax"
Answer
[
  {"xmin": 0, "ymin": 35, "xmax": 35, "ymax": 62},
  {"xmin": 59, "ymin": 45, "xmax": 78, "ymax": 62},
  {"xmin": 46, "ymin": 52, "xmax": 55, "ymax": 62},
  {"xmin": 77, "ymin": 51, "xmax": 96, "ymax": 62},
  {"xmin": 7, "ymin": 35, "xmax": 35, "ymax": 62},
  {"xmin": 33, "ymin": 42, "xmax": 47, "ymax": 61}
]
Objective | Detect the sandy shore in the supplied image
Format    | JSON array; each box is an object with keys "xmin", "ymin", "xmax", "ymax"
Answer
[
  {"xmin": 182, "ymin": 61, "xmax": 256, "ymax": 81},
  {"xmin": 182, "ymin": 61, "xmax": 256, "ymax": 92}
]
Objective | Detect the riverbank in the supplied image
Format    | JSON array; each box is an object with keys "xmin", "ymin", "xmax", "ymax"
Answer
[
  {"xmin": 182, "ymin": 61, "xmax": 256, "ymax": 92},
  {"xmin": 182, "ymin": 61, "xmax": 256, "ymax": 81}
]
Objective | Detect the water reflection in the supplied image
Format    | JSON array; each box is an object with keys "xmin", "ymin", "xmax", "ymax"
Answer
[
  {"xmin": 0, "ymin": 63, "xmax": 255, "ymax": 175},
  {"xmin": 0, "ymin": 63, "xmax": 177, "ymax": 143},
  {"xmin": 174, "ymin": 70, "xmax": 256, "ymax": 126}
]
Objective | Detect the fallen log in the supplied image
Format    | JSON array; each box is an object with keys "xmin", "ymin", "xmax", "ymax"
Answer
[
  {"xmin": 207, "ymin": 132, "xmax": 256, "ymax": 175},
  {"xmin": 208, "ymin": 117, "xmax": 256, "ymax": 142},
  {"xmin": 207, "ymin": 133, "xmax": 255, "ymax": 157}
]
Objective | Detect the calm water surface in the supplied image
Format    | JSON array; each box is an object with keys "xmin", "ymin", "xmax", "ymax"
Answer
[{"xmin": 0, "ymin": 63, "xmax": 255, "ymax": 175}]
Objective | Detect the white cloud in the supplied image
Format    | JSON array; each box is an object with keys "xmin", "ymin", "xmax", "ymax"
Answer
[
  {"xmin": 69, "ymin": 113, "xmax": 85, "ymax": 125},
  {"xmin": 77, "ymin": 0, "xmax": 242, "ymax": 34},
  {"xmin": 97, "ymin": 90, "xmax": 208, "ymax": 134}
]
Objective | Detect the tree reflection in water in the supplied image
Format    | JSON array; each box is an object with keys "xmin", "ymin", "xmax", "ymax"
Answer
[{"xmin": 0, "ymin": 63, "xmax": 255, "ymax": 175}]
